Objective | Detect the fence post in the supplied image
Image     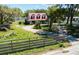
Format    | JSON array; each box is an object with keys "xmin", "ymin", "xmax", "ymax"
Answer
[
  {"xmin": 29, "ymin": 38, "xmax": 30, "ymax": 49},
  {"xmin": 43, "ymin": 38, "xmax": 45, "ymax": 47},
  {"xmin": 11, "ymin": 40, "xmax": 13, "ymax": 52}
]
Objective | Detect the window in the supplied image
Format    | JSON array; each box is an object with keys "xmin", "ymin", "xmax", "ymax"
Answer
[
  {"xmin": 42, "ymin": 14, "xmax": 46, "ymax": 19},
  {"xmin": 36, "ymin": 14, "xmax": 40, "ymax": 19},
  {"xmin": 31, "ymin": 14, "xmax": 35, "ymax": 19}
]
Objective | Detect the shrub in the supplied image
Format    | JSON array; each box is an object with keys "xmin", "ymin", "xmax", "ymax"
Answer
[
  {"xmin": 8, "ymin": 21, "xmax": 12, "ymax": 24},
  {"xmin": 51, "ymin": 25, "xmax": 59, "ymax": 33},
  {"xmin": 66, "ymin": 25, "xmax": 79, "ymax": 37},
  {"xmin": 24, "ymin": 19, "xmax": 30, "ymax": 25},
  {"xmin": 33, "ymin": 23, "xmax": 41, "ymax": 29},
  {"xmin": 59, "ymin": 43, "xmax": 65, "ymax": 48},
  {"xmin": 19, "ymin": 21, "xmax": 22, "ymax": 24}
]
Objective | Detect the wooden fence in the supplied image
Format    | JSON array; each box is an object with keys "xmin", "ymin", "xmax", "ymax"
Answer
[{"xmin": 0, "ymin": 38, "xmax": 58, "ymax": 54}]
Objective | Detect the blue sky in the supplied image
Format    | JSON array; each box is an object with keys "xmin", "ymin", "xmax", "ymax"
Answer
[{"xmin": 6, "ymin": 4, "xmax": 51, "ymax": 12}]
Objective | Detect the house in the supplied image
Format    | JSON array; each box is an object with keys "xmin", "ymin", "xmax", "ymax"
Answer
[
  {"xmin": 28, "ymin": 13, "xmax": 47, "ymax": 21},
  {"xmin": 25, "ymin": 13, "xmax": 48, "ymax": 24}
]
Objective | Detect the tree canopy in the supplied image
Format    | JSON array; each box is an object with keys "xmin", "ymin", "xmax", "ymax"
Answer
[{"xmin": 0, "ymin": 5, "xmax": 23, "ymax": 24}]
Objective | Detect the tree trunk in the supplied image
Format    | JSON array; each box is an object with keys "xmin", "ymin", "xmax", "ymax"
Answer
[
  {"xmin": 49, "ymin": 18, "xmax": 52, "ymax": 31},
  {"xmin": 70, "ymin": 5, "xmax": 74, "ymax": 26},
  {"xmin": 0, "ymin": 13, "xmax": 4, "ymax": 24},
  {"xmin": 66, "ymin": 5, "xmax": 70, "ymax": 25},
  {"xmin": 70, "ymin": 14, "xmax": 73, "ymax": 26},
  {"xmin": 66, "ymin": 16, "xmax": 70, "ymax": 24},
  {"xmin": 69, "ymin": 4, "xmax": 74, "ymax": 26}
]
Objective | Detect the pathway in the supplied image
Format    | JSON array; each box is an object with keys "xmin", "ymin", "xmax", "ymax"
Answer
[
  {"xmin": 22, "ymin": 25, "xmax": 40, "ymax": 33},
  {"xmin": 42, "ymin": 26, "xmax": 79, "ymax": 55},
  {"xmin": 42, "ymin": 40, "xmax": 79, "ymax": 55},
  {"xmin": 22, "ymin": 25, "xmax": 53, "ymax": 35},
  {"xmin": 22, "ymin": 25, "xmax": 79, "ymax": 55}
]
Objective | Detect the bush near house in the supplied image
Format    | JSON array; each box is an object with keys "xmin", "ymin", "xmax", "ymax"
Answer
[{"xmin": 33, "ymin": 23, "xmax": 41, "ymax": 29}]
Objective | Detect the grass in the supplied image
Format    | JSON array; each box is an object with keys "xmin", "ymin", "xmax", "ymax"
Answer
[
  {"xmin": 0, "ymin": 21, "xmax": 54, "ymax": 44},
  {"xmin": 41, "ymin": 25, "xmax": 49, "ymax": 31},
  {"xmin": 33, "ymin": 24, "xmax": 49, "ymax": 31},
  {"xmin": 0, "ymin": 21, "xmax": 70, "ymax": 54},
  {"xmin": 0, "ymin": 21, "xmax": 42, "ymax": 42}
]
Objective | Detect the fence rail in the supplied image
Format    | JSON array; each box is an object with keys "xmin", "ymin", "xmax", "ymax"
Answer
[{"xmin": 0, "ymin": 38, "xmax": 58, "ymax": 54}]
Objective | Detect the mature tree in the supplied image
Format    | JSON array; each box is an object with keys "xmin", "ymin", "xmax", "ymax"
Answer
[
  {"xmin": 12, "ymin": 8, "xmax": 23, "ymax": 17},
  {"xmin": 0, "ymin": 5, "xmax": 23, "ymax": 24},
  {"xmin": 0, "ymin": 5, "xmax": 9, "ymax": 24},
  {"xmin": 47, "ymin": 5, "xmax": 67, "ymax": 31},
  {"xmin": 60, "ymin": 4, "xmax": 79, "ymax": 26},
  {"xmin": 47, "ymin": 5, "xmax": 58, "ymax": 31}
]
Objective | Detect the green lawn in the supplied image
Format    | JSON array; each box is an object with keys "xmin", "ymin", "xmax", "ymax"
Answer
[
  {"xmin": 0, "ymin": 21, "xmax": 70, "ymax": 54},
  {"xmin": 0, "ymin": 22, "xmax": 42, "ymax": 42},
  {"xmin": 41, "ymin": 25, "xmax": 49, "ymax": 31},
  {"xmin": 0, "ymin": 21, "xmax": 54, "ymax": 43},
  {"xmin": 33, "ymin": 24, "xmax": 49, "ymax": 31}
]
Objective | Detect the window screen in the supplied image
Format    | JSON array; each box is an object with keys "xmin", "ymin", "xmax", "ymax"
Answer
[
  {"xmin": 31, "ymin": 14, "xmax": 35, "ymax": 19},
  {"xmin": 36, "ymin": 14, "xmax": 40, "ymax": 19},
  {"xmin": 42, "ymin": 14, "xmax": 46, "ymax": 19}
]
